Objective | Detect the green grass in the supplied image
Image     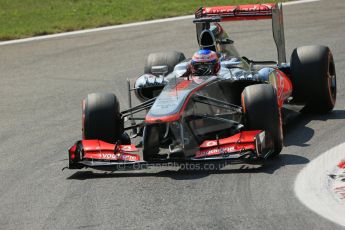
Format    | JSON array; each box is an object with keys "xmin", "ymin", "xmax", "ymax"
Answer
[{"xmin": 0, "ymin": 0, "xmax": 287, "ymax": 41}]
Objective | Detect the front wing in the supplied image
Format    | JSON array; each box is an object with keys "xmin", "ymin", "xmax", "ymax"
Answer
[{"xmin": 68, "ymin": 130, "xmax": 273, "ymax": 170}]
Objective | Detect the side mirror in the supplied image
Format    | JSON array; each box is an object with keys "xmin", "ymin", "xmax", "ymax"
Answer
[{"xmin": 151, "ymin": 65, "xmax": 168, "ymax": 76}]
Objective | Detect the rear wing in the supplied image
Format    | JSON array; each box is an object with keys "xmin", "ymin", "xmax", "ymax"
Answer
[{"xmin": 194, "ymin": 3, "xmax": 286, "ymax": 65}]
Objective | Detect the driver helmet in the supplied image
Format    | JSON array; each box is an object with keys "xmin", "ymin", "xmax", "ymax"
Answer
[{"xmin": 190, "ymin": 49, "xmax": 220, "ymax": 76}]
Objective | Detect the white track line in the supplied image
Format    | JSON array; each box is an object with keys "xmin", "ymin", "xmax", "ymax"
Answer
[
  {"xmin": 284, "ymin": 0, "xmax": 320, "ymax": 5},
  {"xmin": 0, "ymin": 15, "xmax": 193, "ymax": 46},
  {"xmin": 294, "ymin": 143, "xmax": 345, "ymax": 228},
  {"xmin": 0, "ymin": 0, "xmax": 320, "ymax": 46}
]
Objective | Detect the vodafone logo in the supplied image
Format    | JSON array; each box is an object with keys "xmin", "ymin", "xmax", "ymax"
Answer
[
  {"xmin": 204, "ymin": 4, "xmax": 274, "ymax": 16},
  {"xmin": 192, "ymin": 76, "xmax": 203, "ymax": 84},
  {"xmin": 101, "ymin": 153, "xmax": 117, "ymax": 160},
  {"xmin": 206, "ymin": 141, "xmax": 217, "ymax": 147},
  {"xmin": 121, "ymin": 145, "xmax": 132, "ymax": 151},
  {"xmin": 99, "ymin": 153, "xmax": 138, "ymax": 161},
  {"xmin": 121, "ymin": 155, "xmax": 138, "ymax": 161},
  {"xmin": 198, "ymin": 146, "xmax": 236, "ymax": 157}
]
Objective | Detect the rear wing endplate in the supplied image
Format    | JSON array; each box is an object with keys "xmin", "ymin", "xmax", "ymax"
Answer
[{"xmin": 195, "ymin": 3, "xmax": 286, "ymax": 65}]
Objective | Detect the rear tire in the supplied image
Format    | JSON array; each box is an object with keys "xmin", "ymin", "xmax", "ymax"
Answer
[
  {"xmin": 290, "ymin": 45, "xmax": 337, "ymax": 113},
  {"xmin": 144, "ymin": 51, "xmax": 185, "ymax": 75},
  {"xmin": 242, "ymin": 84, "xmax": 283, "ymax": 157},
  {"xmin": 83, "ymin": 93, "xmax": 123, "ymax": 144}
]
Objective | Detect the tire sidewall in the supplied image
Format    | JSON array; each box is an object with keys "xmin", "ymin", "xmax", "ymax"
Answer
[
  {"xmin": 290, "ymin": 45, "xmax": 336, "ymax": 112},
  {"xmin": 83, "ymin": 93, "xmax": 123, "ymax": 143},
  {"xmin": 242, "ymin": 84, "xmax": 283, "ymax": 156}
]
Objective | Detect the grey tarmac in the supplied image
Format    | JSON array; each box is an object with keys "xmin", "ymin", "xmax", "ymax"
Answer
[{"xmin": 0, "ymin": 0, "xmax": 345, "ymax": 229}]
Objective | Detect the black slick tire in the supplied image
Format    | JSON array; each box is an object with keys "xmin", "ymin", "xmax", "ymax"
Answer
[
  {"xmin": 242, "ymin": 84, "xmax": 283, "ymax": 157},
  {"xmin": 290, "ymin": 45, "xmax": 337, "ymax": 113},
  {"xmin": 83, "ymin": 93, "xmax": 123, "ymax": 144}
]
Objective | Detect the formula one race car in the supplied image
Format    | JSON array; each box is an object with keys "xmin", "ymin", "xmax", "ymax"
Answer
[{"xmin": 68, "ymin": 3, "xmax": 337, "ymax": 170}]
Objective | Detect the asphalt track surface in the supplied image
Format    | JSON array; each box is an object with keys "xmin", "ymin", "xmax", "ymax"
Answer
[{"xmin": 0, "ymin": 0, "xmax": 345, "ymax": 229}]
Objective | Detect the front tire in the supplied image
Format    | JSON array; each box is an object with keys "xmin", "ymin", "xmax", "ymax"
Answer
[
  {"xmin": 290, "ymin": 45, "xmax": 337, "ymax": 113},
  {"xmin": 142, "ymin": 125, "xmax": 161, "ymax": 161},
  {"xmin": 242, "ymin": 84, "xmax": 283, "ymax": 157},
  {"xmin": 83, "ymin": 93, "xmax": 123, "ymax": 144}
]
